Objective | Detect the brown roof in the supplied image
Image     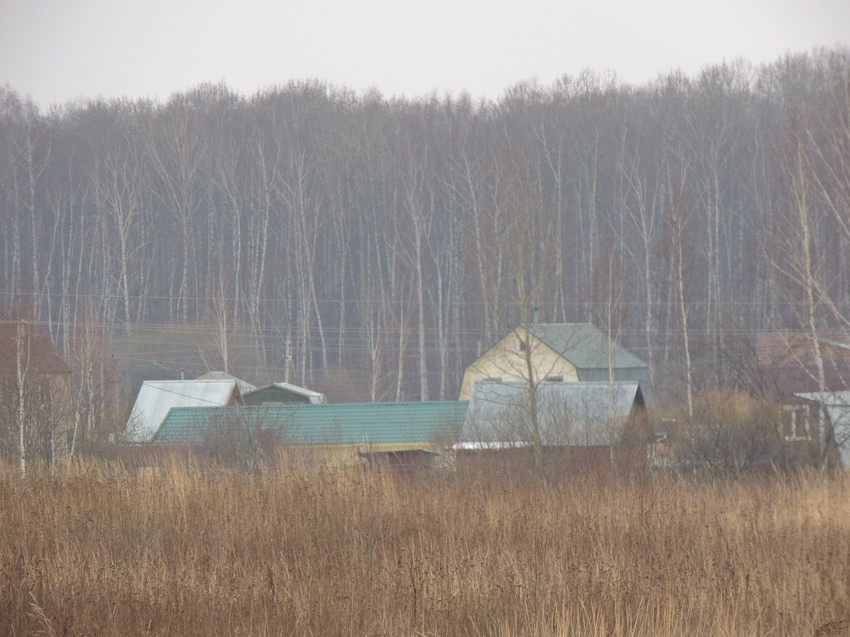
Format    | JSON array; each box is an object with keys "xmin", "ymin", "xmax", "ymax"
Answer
[
  {"xmin": 756, "ymin": 331, "xmax": 850, "ymax": 367},
  {"xmin": 0, "ymin": 321, "xmax": 71, "ymax": 376},
  {"xmin": 748, "ymin": 332, "xmax": 850, "ymax": 397}
]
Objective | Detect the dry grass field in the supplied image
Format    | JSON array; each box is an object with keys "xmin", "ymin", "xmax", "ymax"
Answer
[{"xmin": 1, "ymin": 460, "xmax": 849, "ymax": 636}]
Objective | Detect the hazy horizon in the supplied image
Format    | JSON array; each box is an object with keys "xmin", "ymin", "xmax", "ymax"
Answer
[{"xmin": 2, "ymin": 0, "xmax": 849, "ymax": 109}]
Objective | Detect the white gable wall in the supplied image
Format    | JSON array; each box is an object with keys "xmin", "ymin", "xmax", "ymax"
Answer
[{"xmin": 126, "ymin": 379, "xmax": 237, "ymax": 443}]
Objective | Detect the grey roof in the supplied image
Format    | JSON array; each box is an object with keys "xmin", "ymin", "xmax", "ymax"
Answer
[
  {"xmin": 126, "ymin": 379, "xmax": 239, "ymax": 443},
  {"xmin": 461, "ymin": 380, "xmax": 644, "ymax": 447},
  {"xmin": 153, "ymin": 401, "xmax": 469, "ymax": 447},
  {"xmin": 529, "ymin": 323, "xmax": 648, "ymax": 370}
]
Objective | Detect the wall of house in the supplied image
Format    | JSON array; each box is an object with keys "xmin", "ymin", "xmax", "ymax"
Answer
[
  {"xmin": 459, "ymin": 332, "xmax": 579, "ymax": 400},
  {"xmin": 777, "ymin": 399, "xmax": 842, "ymax": 468}
]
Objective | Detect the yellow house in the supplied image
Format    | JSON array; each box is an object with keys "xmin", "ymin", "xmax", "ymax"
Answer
[{"xmin": 460, "ymin": 323, "xmax": 655, "ymax": 404}]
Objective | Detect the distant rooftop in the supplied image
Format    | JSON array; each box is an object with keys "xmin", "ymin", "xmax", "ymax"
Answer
[
  {"xmin": 462, "ymin": 380, "xmax": 644, "ymax": 447},
  {"xmin": 154, "ymin": 401, "xmax": 469, "ymax": 447},
  {"xmin": 527, "ymin": 323, "xmax": 649, "ymax": 370},
  {"xmin": 0, "ymin": 320, "xmax": 71, "ymax": 375},
  {"xmin": 242, "ymin": 382, "xmax": 327, "ymax": 405},
  {"xmin": 126, "ymin": 379, "xmax": 240, "ymax": 443},
  {"xmin": 748, "ymin": 332, "xmax": 850, "ymax": 396}
]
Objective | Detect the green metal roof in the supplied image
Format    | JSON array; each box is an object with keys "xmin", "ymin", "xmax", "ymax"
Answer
[
  {"xmin": 153, "ymin": 401, "xmax": 469, "ymax": 446},
  {"xmin": 529, "ymin": 323, "xmax": 648, "ymax": 370}
]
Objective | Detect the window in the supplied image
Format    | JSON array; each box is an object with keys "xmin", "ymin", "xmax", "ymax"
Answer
[
  {"xmin": 782, "ymin": 405, "xmax": 810, "ymax": 441},
  {"xmin": 544, "ymin": 375, "xmax": 564, "ymax": 382}
]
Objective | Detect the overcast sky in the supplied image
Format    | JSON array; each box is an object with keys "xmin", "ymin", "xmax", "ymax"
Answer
[{"xmin": 2, "ymin": 0, "xmax": 849, "ymax": 108}]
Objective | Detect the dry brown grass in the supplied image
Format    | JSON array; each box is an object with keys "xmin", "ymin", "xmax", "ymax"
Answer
[{"xmin": 1, "ymin": 459, "xmax": 849, "ymax": 636}]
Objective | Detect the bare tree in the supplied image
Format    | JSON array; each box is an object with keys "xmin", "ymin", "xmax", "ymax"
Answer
[
  {"xmin": 670, "ymin": 392, "xmax": 781, "ymax": 474},
  {"xmin": 659, "ymin": 155, "xmax": 698, "ymax": 419},
  {"xmin": 0, "ymin": 309, "xmax": 73, "ymax": 475},
  {"xmin": 781, "ymin": 108, "xmax": 828, "ymax": 388},
  {"xmin": 67, "ymin": 301, "xmax": 120, "ymax": 456},
  {"xmin": 197, "ymin": 268, "xmax": 237, "ymax": 375},
  {"xmin": 620, "ymin": 120, "xmax": 664, "ymax": 378},
  {"xmin": 464, "ymin": 149, "xmax": 563, "ymax": 472},
  {"xmin": 1, "ymin": 51, "xmax": 849, "ymax": 410},
  {"xmin": 145, "ymin": 96, "xmax": 209, "ymax": 324},
  {"xmin": 92, "ymin": 138, "xmax": 145, "ymax": 330}
]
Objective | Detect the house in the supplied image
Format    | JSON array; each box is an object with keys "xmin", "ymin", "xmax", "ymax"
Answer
[
  {"xmin": 151, "ymin": 400, "xmax": 469, "ymax": 470},
  {"xmin": 787, "ymin": 391, "xmax": 849, "ymax": 467},
  {"xmin": 125, "ymin": 379, "xmax": 243, "ymax": 443},
  {"xmin": 747, "ymin": 331, "xmax": 850, "ymax": 397},
  {"xmin": 0, "ymin": 317, "xmax": 73, "ymax": 461},
  {"xmin": 453, "ymin": 379, "xmax": 648, "ymax": 475},
  {"xmin": 460, "ymin": 379, "xmax": 646, "ymax": 446},
  {"xmin": 655, "ymin": 392, "xmax": 842, "ymax": 474},
  {"xmin": 460, "ymin": 323, "xmax": 655, "ymax": 404},
  {"xmin": 242, "ymin": 381, "xmax": 326, "ymax": 405}
]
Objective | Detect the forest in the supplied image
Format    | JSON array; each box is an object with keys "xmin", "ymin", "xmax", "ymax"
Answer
[{"xmin": 1, "ymin": 47, "xmax": 849, "ymax": 426}]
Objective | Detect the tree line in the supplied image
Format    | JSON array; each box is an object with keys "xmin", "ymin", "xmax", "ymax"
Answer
[{"xmin": 1, "ymin": 48, "xmax": 849, "ymax": 407}]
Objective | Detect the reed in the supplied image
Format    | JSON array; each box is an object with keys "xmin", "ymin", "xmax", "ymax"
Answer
[{"xmin": 1, "ymin": 460, "xmax": 848, "ymax": 636}]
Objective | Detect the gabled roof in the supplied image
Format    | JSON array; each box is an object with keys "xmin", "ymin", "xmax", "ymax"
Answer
[
  {"xmin": 197, "ymin": 371, "xmax": 256, "ymax": 394},
  {"xmin": 462, "ymin": 380, "xmax": 644, "ymax": 447},
  {"xmin": 528, "ymin": 323, "xmax": 648, "ymax": 370},
  {"xmin": 0, "ymin": 321, "xmax": 71, "ymax": 375},
  {"xmin": 126, "ymin": 379, "xmax": 240, "ymax": 443},
  {"xmin": 756, "ymin": 331, "xmax": 850, "ymax": 367},
  {"xmin": 153, "ymin": 401, "xmax": 469, "ymax": 446},
  {"xmin": 748, "ymin": 332, "xmax": 850, "ymax": 396},
  {"xmin": 749, "ymin": 364, "xmax": 850, "ymax": 396},
  {"xmin": 242, "ymin": 382, "xmax": 327, "ymax": 405},
  {"xmin": 796, "ymin": 390, "xmax": 850, "ymax": 406}
]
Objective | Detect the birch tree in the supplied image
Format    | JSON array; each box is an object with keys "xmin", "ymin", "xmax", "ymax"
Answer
[
  {"xmin": 146, "ymin": 97, "xmax": 208, "ymax": 323},
  {"xmin": 666, "ymin": 159, "xmax": 696, "ymax": 419},
  {"xmin": 1, "ymin": 310, "xmax": 71, "ymax": 475},
  {"xmin": 92, "ymin": 137, "xmax": 145, "ymax": 330}
]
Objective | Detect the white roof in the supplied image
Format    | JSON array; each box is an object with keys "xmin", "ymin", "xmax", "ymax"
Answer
[
  {"xmin": 450, "ymin": 441, "xmax": 532, "ymax": 451},
  {"xmin": 272, "ymin": 382, "xmax": 327, "ymax": 404},
  {"xmin": 126, "ymin": 379, "xmax": 238, "ymax": 442},
  {"xmin": 197, "ymin": 371, "xmax": 257, "ymax": 394},
  {"xmin": 795, "ymin": 390, "xmax": 850, "ymax": 405}
]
